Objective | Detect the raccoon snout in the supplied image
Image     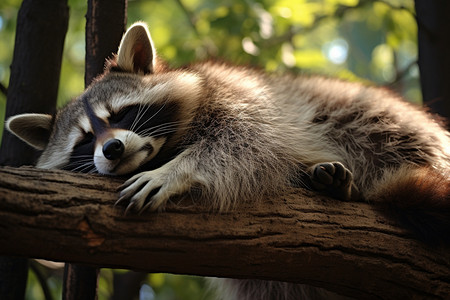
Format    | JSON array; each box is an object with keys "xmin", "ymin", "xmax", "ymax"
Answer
[{"xmin": 103, "ymin": 139, "xmax": 125, "ymax": 160}]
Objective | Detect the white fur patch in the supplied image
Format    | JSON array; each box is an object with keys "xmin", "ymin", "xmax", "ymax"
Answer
[
  {"xmin": 93, "ymin": 103, "xmax": 110, "ymax": 120},
  {"xmin": 110, "ymin": 72, "xmax": 202, "ymax": 112},
  {"xmin": 78, "ymin": 115, "xmax": 92, "ymax": 133},
  {"xmin": 94, "ymin": 129, "xmax": 166, "ymax": 175},
  {"xmin": 36, "ymin": 128, "xmax": 81, "ymax": 169}
]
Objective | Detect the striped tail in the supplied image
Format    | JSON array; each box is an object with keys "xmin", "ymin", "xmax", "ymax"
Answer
[{"xmin": 371, "ymin": 166, "xmax": 450, "ymax": 245}]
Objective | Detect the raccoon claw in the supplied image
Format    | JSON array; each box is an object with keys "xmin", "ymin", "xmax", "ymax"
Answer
[
  {"xmin": 115, "ymin": 194, "xmax": 140, "ymax": 214},
  {"xmin": 310, "ymin": 162, "xmax": 359, "ymax": 201},
  {"xmin": 124, "ymin": 199, "xmax": 138, "ymax": 215},
  {"xmin": 115, "ymin": 195, "xmax": 128, "ymax": 207},
  {"xmin": 117, "ymin": 172, "xmax": 165, "ymax": 213},
  {"xmin": 116, "ymin": 165, "xmax": 192, "ymax": 214}
]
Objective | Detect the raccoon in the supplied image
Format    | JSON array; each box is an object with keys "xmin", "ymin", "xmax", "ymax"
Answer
[{"xmin": 5, "ymin": 22, "xmax": 450, "ymax": 299}]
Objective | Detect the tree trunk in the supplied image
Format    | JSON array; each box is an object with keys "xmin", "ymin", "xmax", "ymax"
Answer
[
  {"xmin": 62, "ymin": 1, "xmax": 127, "ymax": 299},
  {"xmin": 85, "ymin": 0, "xmax": 128, "ymax": 86},
  {"xmin": 0, "ymin": 1, "xmax": 69, "ymax": 299},
  {"xmin": 0, "ymin": 0, "xmax": 69, "ymax": 166},
  {"xmin": 0, "ymin": 166, "xmax": 448, "ymax": 300},
  {"xmin": 62, "ymin": 264, "xmax": 100, "ymax": 300},
  {"xmin": 415, "ymin": 0, "xmax": 450, "ymax": 122},
  {"xmin": 0, "ymin": 257, "xmax": 28, "ymax": 300}
]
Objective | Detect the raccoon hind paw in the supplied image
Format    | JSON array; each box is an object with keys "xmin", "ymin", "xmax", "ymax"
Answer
[{"xmin": 310, "ymin": 162, "xmax": 359, "ymax": 201}]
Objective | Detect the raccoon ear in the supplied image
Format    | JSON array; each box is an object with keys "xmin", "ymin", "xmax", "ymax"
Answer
[
  {"xmin": 116, "ymin": 22, "xmax": 155, "ymax": 74},
  {"xmin": 5, "ymin": 113, "xmax": 53, "ymax": 150}
]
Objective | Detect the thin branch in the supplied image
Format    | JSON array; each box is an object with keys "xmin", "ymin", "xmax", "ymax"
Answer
[
  {"xmin": 173, "ymin": 0, "xmax": 199, "ymax": 36},
  {"xmin": 30, "ymin": 261, "xmax": 54, "ymax": 300},
  {"xmin": 172, "ymin": 0, "xmax": 217, "ymax": 57},
  {"xmin": 388, "ymin": 58, "xmax": 419, "ymax": 87},
  {"xmin": 0, "ymin": 82, "xmax": 7, "ymax": 97}
]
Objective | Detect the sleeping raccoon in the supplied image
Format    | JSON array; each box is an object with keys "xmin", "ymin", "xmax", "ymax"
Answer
[{"xmin": 5, "ymin": 22, "xmax": 450, "ymax": 299}]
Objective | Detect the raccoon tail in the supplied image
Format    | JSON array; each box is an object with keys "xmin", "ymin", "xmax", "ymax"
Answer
[{"xmin": 369, "ymin": 166, "xmax": 450, "ymax": 245}]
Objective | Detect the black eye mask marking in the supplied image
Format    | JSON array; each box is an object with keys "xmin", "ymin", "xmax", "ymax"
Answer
[
  {"xmin": 72, "ymin": 132, "xmax": 95, "ymax": 158},
  {"xmin": 82, "ymin": 96, "xmax": 107, "ymax": 136},
  {"xmin": 108, "ymin": 106, "xmax": 133, "ymax": 124},
  {"xmin": 109, "ymin": 106, "xmax": 139, "ymax": 129},
  {"xmin": 108, "ymin": 102, "xmax": 181, "ymax": 137},
  {"xmin": 62, "ymin": 131, "xmax": 96, "ymax": 173}
]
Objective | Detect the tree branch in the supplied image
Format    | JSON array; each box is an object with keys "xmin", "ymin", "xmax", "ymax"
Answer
[
  {"xmin": 387, "ymin": 58, "xmax": 418, "ymax": 88},
  {"xmin": 30, "ymin": 261, "xmax": 54, "ymax": 300},
  {"xmin": 173, "ymin": 0, "xmax": 199, "ymax": 36},
  {"xmin": 0, "ymin": 166, "xmax": 448, "ymax": 299},
  {"xmin": 0, "ymin": 82, "xmax": 7, "ymax": 97}
]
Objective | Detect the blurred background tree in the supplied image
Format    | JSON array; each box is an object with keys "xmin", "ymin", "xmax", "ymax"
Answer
[{"xmin": 0, "ymin": 0, "xmax": 418, "ymax": 299}]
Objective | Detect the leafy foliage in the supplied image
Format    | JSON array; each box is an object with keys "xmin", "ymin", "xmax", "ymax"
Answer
[{"xmin": 0, "ymin": 0, "xmax": 417, "ymax": 299}]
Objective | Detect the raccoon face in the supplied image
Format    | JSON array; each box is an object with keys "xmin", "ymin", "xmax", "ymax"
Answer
[
  {"xmin": 5, "ymin": 22, "xmax": 202, "ymax": 175},
  {"xmin": 63, "ymin": 95, "xmax": 180, "ymax": 175}
]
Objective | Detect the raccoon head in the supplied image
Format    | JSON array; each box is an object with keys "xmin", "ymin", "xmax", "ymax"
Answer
[{"xmin": 6, "ymin": 22, "xmax": 203, "ymax": 175}]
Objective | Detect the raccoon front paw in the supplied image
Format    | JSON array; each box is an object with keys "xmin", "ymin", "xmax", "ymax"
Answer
[
  {"xmin": 116, "ymin": 168, "xmax": 190, "ymax": 213},
  {"xmin": 310, "ymin": 162, "xmax": 359, "ymax": 201}
]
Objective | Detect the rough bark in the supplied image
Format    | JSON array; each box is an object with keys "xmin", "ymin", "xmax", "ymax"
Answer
[
  {"xmin": 85, "ymin": 0, "xmax": 127, "ymax": 86},
  {"xmin": 0, "ymin": 0, "xmax": 69, "ymax": 166},
  {"xmin": 0, "ymin": 166, "xmax": 448, "ymax": 300},
  {"xmin": 415, "ymin": 0, "xmax": 450, "ymax": 122},
  {"xmin": 0, "ymin": 1, "xmax": 69, "ymax": 299}
]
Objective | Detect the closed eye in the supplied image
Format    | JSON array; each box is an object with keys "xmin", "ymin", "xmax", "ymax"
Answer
[
  {"xmin": 109, "ymin": 106, "xmax": 133, "ymax": 124},
  {"xmin": 75, "ymin": 132, "xmax": 95, "ymax": 148}
]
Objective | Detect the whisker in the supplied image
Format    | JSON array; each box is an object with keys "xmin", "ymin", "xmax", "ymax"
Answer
[
  {"xmin": 126, "ymin": 104, "xmax": 150, "ymax": 144},
  {"xmin": 64, "ymin": 160, "xmax": 94, "ymax": 168},
  {"xmin": 70, "ymin": 162, "xmax": 95, "ymax": 173},
  {"xmin": 128, "ymin": 104, "xmax": 141, "ymax": 132},
  {"xmin": 137, "ymin": 121, "xmax": 183, "ymax": 136},
  {"xmin": 133, "ymin": 100, "xmax": 168, "ymax": 134},
  {"xmin": 151, "ymin": 131, "xmax": 178, "ymax": 138},
  {"xmin": 87, "ymin": 165, "xmax": 98, "ymax": 174},
  {"xmin": 130, "ymin": 104, "xmax": 149, "ymax": 132},
  {"xmin": 143, "ymin": 128, "xmax": 180, "ymax": 138},
  {"xmin": 67, "ymin": 156, "xmax": 93, "ymax": 160},
  {"xmin": 80, "ymin": 165, "xmax": 96, "ymax": 174},
  {"xmin": 68, "ymin": 155, "xmax": 94, "ymax": 161},
  {"xmin": 145, "ymin": 125, "xmax": 191, "ymax": 137},
  {"xmin": 137, "ymin": 120, "xmax": 182, "ymax": 131}
]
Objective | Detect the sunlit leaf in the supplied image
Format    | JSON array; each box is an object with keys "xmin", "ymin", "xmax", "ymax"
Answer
[{"xmin": 294, "ymin": 49, "xmax": 327, "ymax": 68}]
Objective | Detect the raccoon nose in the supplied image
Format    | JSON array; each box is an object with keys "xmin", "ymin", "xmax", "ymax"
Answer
[{"xmin": 103, "ymin": 139, "xmax": 124, "ymax": 160}]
